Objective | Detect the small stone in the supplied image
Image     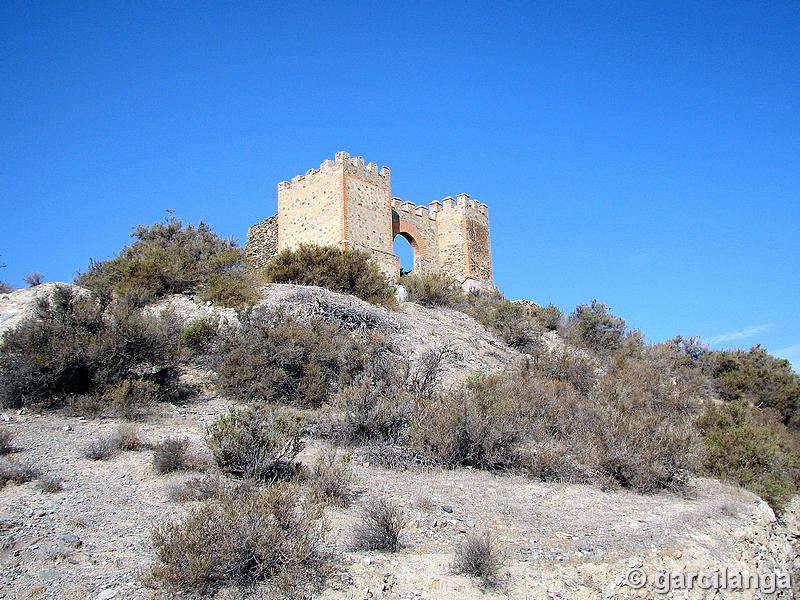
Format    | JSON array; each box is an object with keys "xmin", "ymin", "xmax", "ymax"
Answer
[
  {"xmin": 205, "ymin": 300, "xmax": 213, "ymax": 306},
  {"xmin": 578, "ymin": 544, "xmax": 593, "ymax": 552},
  {"xmin": 97, "ymin": 588, "xmax": 119, "ymax": 600},
  {"xmin": 627, "ymin": 559, "xmax": 637, "ymax": 568},
  {"xmin": 59, "ymin": 532, "xmax": 82, "ymax": 548},
  {"xmin": 441, "ymin": 505, "xmax": 454, "ymax": 513},
  {"xmin": 38, "ymin": 568, "xmax": 61, "ymax": 581},
  {"xmin": 62, "ymin": 424, "xmax": 72, "ymax": 431},
  {"xmin": 362, "ymin": 557, "xmax": 372, "ymax": 566}
]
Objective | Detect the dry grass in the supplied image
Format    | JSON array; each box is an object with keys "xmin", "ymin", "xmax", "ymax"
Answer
[
  {"xmin": 451, "ymin": 531, "xmax": 505, "ymax": 587},
  {"xmin": 352, "ymin": 496, "xmax": 406, "ymax": 552}
]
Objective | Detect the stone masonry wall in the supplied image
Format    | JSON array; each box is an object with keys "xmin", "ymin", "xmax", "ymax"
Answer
[
  {"xmin": 245, "ymin": 215, "xmax": 278, "ymax": 271},
  {"xmin": 247, "ymin": 152, "xmax": 493, "ymax": 287}
]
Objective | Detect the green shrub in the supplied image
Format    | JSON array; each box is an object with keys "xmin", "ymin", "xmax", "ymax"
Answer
[
  {"xmin": 400, "ymin": 272, "xmax": 461, "ymax": 307},
  {"xmin": 0, "ymin": 285, "xmax": 182, "ymax": 409},
  {"xmin": 474, "ymin": 299, "xmax": 539, "ymax": 350},
  {"xmin": 76, "ymin": 214, "xmax": 244, "ymax": 300},
  {"xmin": 262, "ymin": 244, "xmax": 396, "ymax": 306},
  {"xmin": 214, "ymin": 307, "xmax": 368, "ymax": 407},
  {"xmin": 151, "ymin": 483, "xmax": 326, "ymax": 593},
  {"xmin": 352, "ymin": 496, "xmax": 405, "ymax": 552},
  {"xmin": 181, "ymin": 317, "xmax": 219, "ymax": 351},
  {"xmin": 564, "ymin": 299, "xmax": 643, "ymax": 359},
  {"xmin": 709, "ymin": 346, "xmax": 800, "ymax": 428},
  {"xmin": 205, "ymin": 406, "xmax": 304, "ymax": 482},
  {"xmin": 699, "ymin": 399, "xmax": 800, "ymax": 510},
  {"xmin": 199, "ymin": 272, "xmax": 260, "ymax": 308}
]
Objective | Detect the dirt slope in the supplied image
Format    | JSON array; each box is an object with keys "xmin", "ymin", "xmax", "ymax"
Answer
[{"xmin": 0, "ymin": 284, "xmax": 798, "ymax": 599}]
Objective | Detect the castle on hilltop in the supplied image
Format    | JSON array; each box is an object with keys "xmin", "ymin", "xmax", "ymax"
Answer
[{"xmin": 246, "ymin": 151, "xmax": 494, "ymax": 290}]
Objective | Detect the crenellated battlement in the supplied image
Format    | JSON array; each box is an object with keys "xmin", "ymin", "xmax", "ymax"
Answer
[
  {"xmin": 278, "ymin": 151, "xmax": 390, "ymax": 191},
  {"xmin": 251, "ymin": 151, "xmax": 494, "ymax": 289},
  {"xmin": 391, "ymin": 193, "xmax": 488, "ymax": 219}
]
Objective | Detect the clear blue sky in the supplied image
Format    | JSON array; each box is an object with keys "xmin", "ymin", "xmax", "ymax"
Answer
[{"xmin": 1, "ymin": 2, "xmax": 798, "ymax": 369}]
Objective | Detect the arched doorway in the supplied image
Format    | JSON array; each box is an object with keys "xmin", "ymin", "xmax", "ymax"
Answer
[{"xmin": 393, "ymin": 233, "xmax": 415, "ymax": 275}]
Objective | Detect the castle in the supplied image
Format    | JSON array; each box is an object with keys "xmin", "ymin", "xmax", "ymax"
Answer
[{"xmin": 246, "ymin": 152, "xmax": 494, "ymax": 291}]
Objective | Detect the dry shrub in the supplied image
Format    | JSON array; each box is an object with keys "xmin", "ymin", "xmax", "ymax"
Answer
[
  {"xmin": 451, "ymin": 531, "xmax": 505, "ymax": 587},
  {"xmin": 0, "ymin": 425, "xmax": 15, "ymax": 455},
  {"xmin": 400, "ymin": 272, "xmax": 461, "ymax": 307},
  {"xmin": 262, "ymin": 244, "xmax": 396, "ymax": 307},
  {"xmin": 152, "ymin": 437, "xmax": 191, "ymax": 474},
  {"xmin": 151, "ymin": 483, "xmax": 327, "ymax": 593},
  {"xmin": 0, "ymin": 458, "xmax": 40, "ymax": 486},
  {"xmin": 104, "ymin": 378, "xmax": 160, "ymax": 421},
  {"xmin": 352, "ymin": 496, "xmax": 405, "ymax": 552},
  {"xmin": 36, "ymin": 473, "xmax": 64, "ymax": 493},
  {"xmin": 410, "ymin": 374, "xmax": 525, "ymax": 470},
  {"xmin": 0, "ymin": 285, "xmax": 183, "ymax": 410},
  {"xmin": 214, "ymin": 307, "xmax": 370, "ymax": 408},
  {"xmin": 116, "ymin": 423, "xmax": 147, "ymax": 451},
  {"xmin": 307, "ymin": 450, "xmax": 354, "ymax": 507},
  {"xmin": 85, "ymin": 434, "xmax": 121, "ymax": 460},
  {"xmin": 166, "ymin": 474, "xmax": 225, "ymax": 503},
  {"xmin": 326, "ymin": 376, "xmax": 413, "ymax": 446},
  {"xmin": 205, "ymin": 406, "xmax": 304, "ymax": 482}
]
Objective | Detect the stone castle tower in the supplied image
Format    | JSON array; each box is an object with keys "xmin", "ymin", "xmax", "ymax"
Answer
[{"xmin": 246, "ymin": 152, "xmax": 494, "ymax": 290}]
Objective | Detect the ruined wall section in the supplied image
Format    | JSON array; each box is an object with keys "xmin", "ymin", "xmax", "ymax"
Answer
[
  {"xmin": 277, "ymin": 160, "xmax": 344, "ymax": 251},
  {"xmin": 245, "ymin": 215, "xmax": 278, "ymax": 272}
]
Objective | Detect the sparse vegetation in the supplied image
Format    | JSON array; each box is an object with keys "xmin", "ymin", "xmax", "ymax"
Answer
[
  {"xmin": 0, "ymin": 425, "xmax": 16, "ymax": 455},
  {"xmin": 85, "ymin": 434, "xmax": 121, "ymax": 461},
  {"xmin": 0, "ymin": 281, "xmax": 14, "ymax": 293},
  {"xmin": 151, "ymin": 483, "xmax": 326, "ymax": 594},
  {"xmin": 0, "ymin": 458, "xmax": 40, "ymax": 487},
  {"xmin": 262, "ymin": 244, "xmax": 396, "ymax": 307},
  {"xmin": 352, "ymin": 496, "xmax": 405, "ymax": 552},
  {"xmin": 307, "ymin": 450, "xmax": 354, "ymax": 507},
  {"xmin": 451, "ymin": 531, "xmax": 505, "ymax": 588},
  {"xmin": 116, "ymin": 423, "xmax": 147, "ymax": 451},
  {"xmin": 165, "ymin": 474, "xmax": 227, "ymax": 503},
  {"xmin": 0, "ymin": 285, "xmax": 183, "ymax": 410},
  {"xmin": 23, "ymin": 271, "xmax": 44, "ymax": 287},
  {"xmin": 400, "ymin": 272, "xmax": 460, "ymax": 307},
  {"xmin": 152, "ymin": 437, "xmax": 192, "ymax": 474},
  {"xmin": 214, "ymin": 306, "xmax": 371, "ymax": 407},
  {"xmin": 37, "ymin": 473, "xmax": 65, "ymax": 493},
  {"xmin": 205, "ymin": 406, "xmax": 304, "ymax": 482}
]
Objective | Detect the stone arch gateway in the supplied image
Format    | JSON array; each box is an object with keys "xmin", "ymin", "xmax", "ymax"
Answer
[{"xmin": 246, "ymin": 151, "xmax": 495, "ymax": 291}]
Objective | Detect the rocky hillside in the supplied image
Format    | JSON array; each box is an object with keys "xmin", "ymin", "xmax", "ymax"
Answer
[{"xmin": 0, "ymin": 283, "xmax": 798, "ymax": 600}]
